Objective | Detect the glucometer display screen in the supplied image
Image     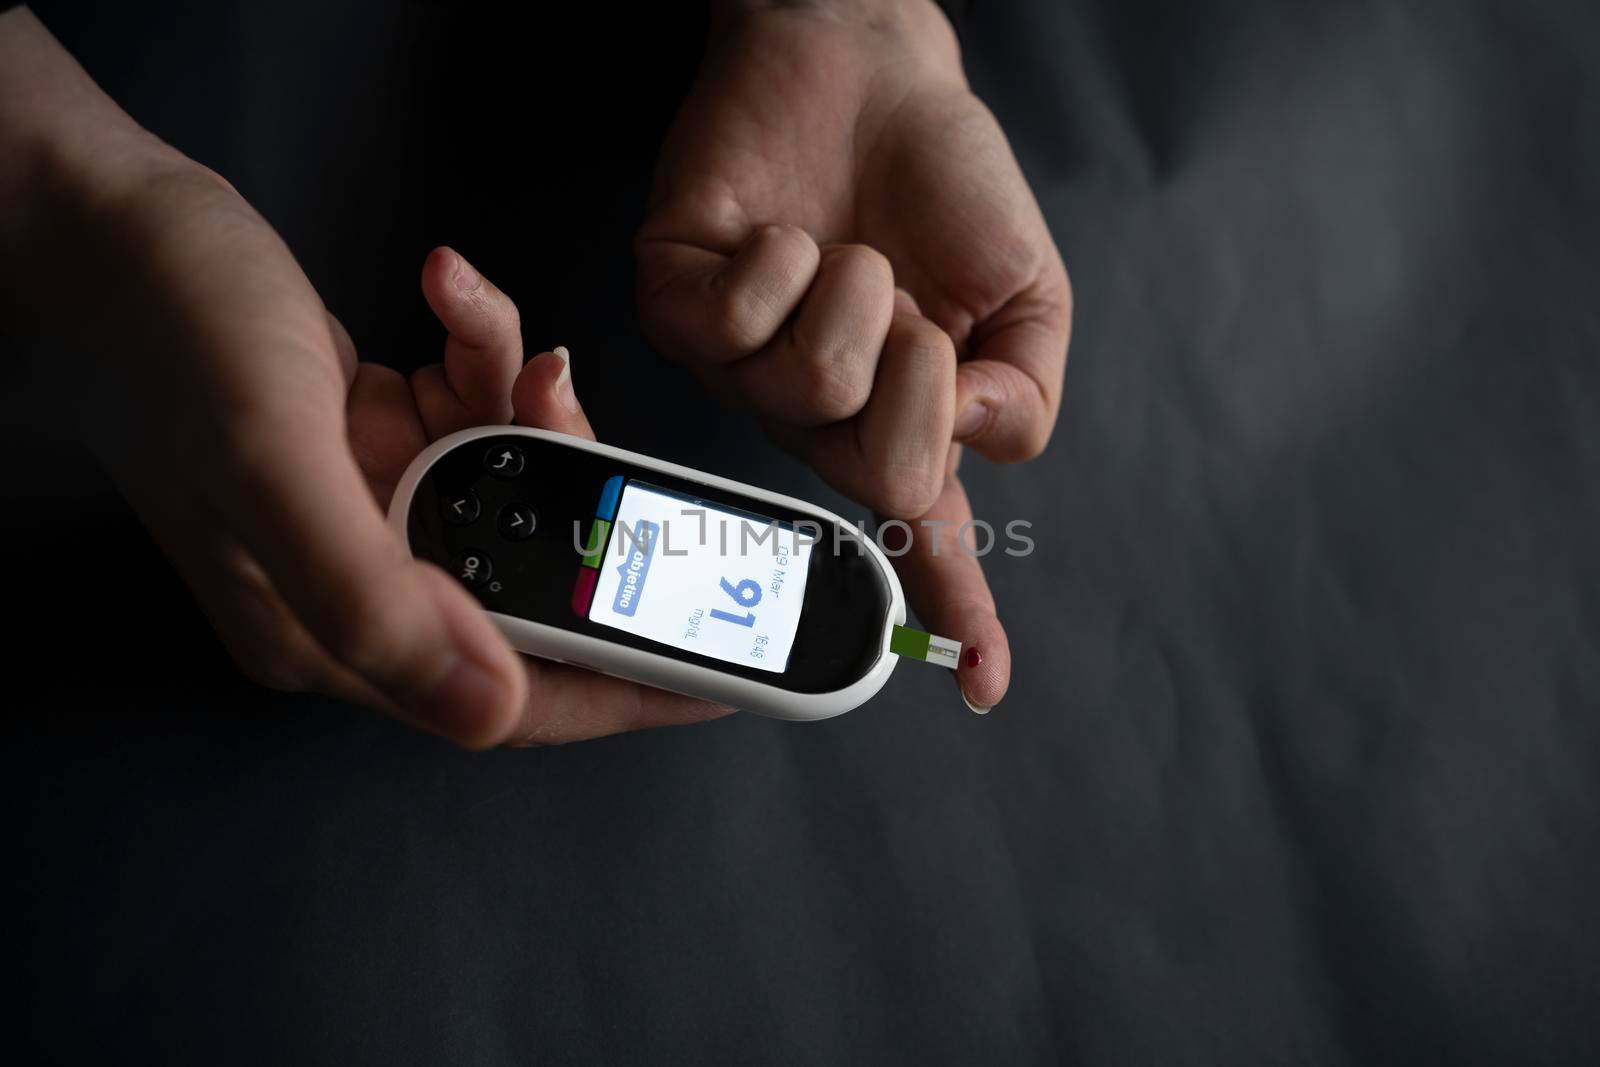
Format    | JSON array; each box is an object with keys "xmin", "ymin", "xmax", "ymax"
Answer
[{"xmin": 583, "ymin": 481, "xmax": 816, "ymax": 672}]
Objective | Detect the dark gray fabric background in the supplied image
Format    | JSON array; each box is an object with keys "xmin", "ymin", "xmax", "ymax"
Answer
[{"xmin": 10, "ymin": 2, "xmax": 1599, "ymax": 1063}]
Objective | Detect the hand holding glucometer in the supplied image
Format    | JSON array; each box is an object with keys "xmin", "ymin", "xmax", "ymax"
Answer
[
  {"xmin": 380, "ymin": 249, "xmax": 1014, "ymax": 736},
  {"xmin": 388, "ymin": 245, "xmax": 1010, "ymax": 727}
]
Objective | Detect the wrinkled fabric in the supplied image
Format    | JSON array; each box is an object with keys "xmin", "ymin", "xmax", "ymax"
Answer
[{"xmin": 12, "ymin": 2, "xmax": 1599, "ymax": 1063}]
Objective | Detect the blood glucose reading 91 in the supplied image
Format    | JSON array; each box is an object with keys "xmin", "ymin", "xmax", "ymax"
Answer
[{"xmin": 586, "ymin": 482, "xmax": 817, "ymax": 672}]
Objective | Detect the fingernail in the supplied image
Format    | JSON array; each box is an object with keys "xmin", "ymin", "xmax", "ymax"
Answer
[
  {"xmin": 954, "ymin": 401, "xmax": 989, "ymax": 440},
  {"xmin": 414, "ymin": 655, "xmax": 505, "ymax": 732},
  {"xmin": 552, "ymin": 345, "xmax": 579, "ymax": 413},
  {"xmin": 452, "ymin": 252, "xmax": 481, "ymax": 292},
  {"xmin": 962, "ymin": 689, "xmax": 993, "ymax": 715}
]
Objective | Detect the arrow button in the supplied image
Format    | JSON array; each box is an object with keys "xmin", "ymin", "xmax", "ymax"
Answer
[
  {"xmin": 440, "ymin": 490, "xmax": 481, "ymax": 526},
  {"xmin": 484, "ymin": 444, "xmax": 526, "ymax": 479},
  {"xmin": 498, "ymin": 503, "xmax": 537, "ymax": 541}
]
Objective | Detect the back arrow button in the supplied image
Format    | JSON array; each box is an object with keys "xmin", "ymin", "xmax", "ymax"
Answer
[{"xmin": 484, "ymin": 445, "xmax": 526, "ymax": 479}]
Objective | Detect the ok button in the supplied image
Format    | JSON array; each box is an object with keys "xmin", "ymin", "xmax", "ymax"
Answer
[
  {"xmin": 498, "ymin": 503, "xmax": 536, "ymax": 541},
  {"xmin": 452, "ymin": 550, "xmax": 493, "ymax": 588}
]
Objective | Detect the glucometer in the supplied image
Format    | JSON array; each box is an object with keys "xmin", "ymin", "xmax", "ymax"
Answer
[{"xmin": 388, "ymin": 426, "xmax": 958, "ymax": 721}]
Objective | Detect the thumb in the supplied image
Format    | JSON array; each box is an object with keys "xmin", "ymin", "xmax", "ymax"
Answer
[
  {"xmin": 222, "ymin": 408, "xmax": 527, "ymax": 747},
  {"xmin": 511, "ymin": 346, "xmax": 596, "ymax": 439},
  {"xmin": 952, "ymin": 265, "xmax": 1072, "ymax": 464}
]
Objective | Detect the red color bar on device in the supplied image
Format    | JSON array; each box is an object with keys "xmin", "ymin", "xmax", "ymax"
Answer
[{"xmin": 570, "ymin": 566, "xmax": 599, "ymax": 617}]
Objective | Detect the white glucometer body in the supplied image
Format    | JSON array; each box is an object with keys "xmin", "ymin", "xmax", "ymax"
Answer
[{"xmin": 387, "ymin": 426, "xmax": 906, "ymax": 721}]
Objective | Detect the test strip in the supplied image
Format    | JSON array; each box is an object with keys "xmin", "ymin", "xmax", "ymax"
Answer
[{"xmin": 889, "ymin": 624, "xmax": 962, "ymax": 669}]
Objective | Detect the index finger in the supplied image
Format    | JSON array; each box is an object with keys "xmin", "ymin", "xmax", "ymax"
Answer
[
  {"xmin": 886, "ymin": 446, "xmax": 1011, "ymax": 712},
  {"xmin": 418, "ymin": 246, "xmax": 524, "ymax": 427}
]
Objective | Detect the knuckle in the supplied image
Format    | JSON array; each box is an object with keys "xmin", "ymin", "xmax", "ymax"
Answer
[
  {"xmin": 992, "ymin": 409, "xmax": 1054, "ymax": 463},
  {"xmin": 751, "ymin": 224, "xmax": 821, "ymax": 284},
  {"xmin": 215, "ymin": 405, "xmax": 344, "ymax": 492},
  {"xmin": 459, "ymin": 282, "xmax": 519, "ymax": 333},
  {"xmin": 408, "ymin": 362, "xmax": 442, "ymax": 391},
  {"xmin": 208, "ymin": 559, "xmax": 319, "ymax": 694},
  {"xmin": 192, "ymin": 162, "xmax": 242, "ymax": 199},
  {"xmin": 892, "ymin": 325, "xmax": 957, "ymax": 413},
  {"xmin": 493, "ymin": 294, "xmax": 522, "ymax": 336},
  {"xmin": 761, "ymin": 222, "xmax": 815, "ymax": 255},
  {"xmin": 234, "ymin": 646, "xmax": 313, "ymax": 694},
  {"xmin": 826, "ymin": 243, "xmax": 893, "ymax": 288},
  {"xmin": 217, "ymin": 613, "xmax": 319, "ymax": 694},
  {"xmin": 320, "ymin": 584, "xmax": 405, "ymax": 681},
  {"xmin": 712, "ymin": 282, "xmax": 775, "ymax": 355},
  {"xmin": 872, "ymin": 462, "xmax": 942, "ymax": 519},
  {"xmin": 1010, "ymin": 372, "xmax": 1061, "ymax": 462},
  {"xmin": 895, "ymin": 320, "xmax": 957, "ymax": 374},
  {"xmin": 1015, "ymin": 416, "xmax": 1054, "ymax": 461},
  {"xmin": 489, "ymin": 285, "xmax": 523, "ymax": 329},
  {"xmin": 799, "ymin": 349, "xmax": 872, "ymax": 420}
]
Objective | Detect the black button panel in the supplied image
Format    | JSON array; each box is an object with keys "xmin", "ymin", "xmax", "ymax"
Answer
[
  {"xmin": 484, "ymin": 445, "xmax": 525, "ymax": 479},
  {"xmin": 441, "ymin": 490, "xmax": 480, "ymax": 525},
  {"xmin": 422, "ymin": 444, "xmax": 544, "ymax": 603},
  {"xmin": 452, "ymin": 549, "xmax": 493, "ymax": 587},
  {"xmin": 498, "ymin": 503, "xmax": 537, "ymax": 541}
]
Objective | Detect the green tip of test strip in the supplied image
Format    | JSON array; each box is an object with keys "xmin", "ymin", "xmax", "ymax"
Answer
[
  {"xmin": 890, "ymin": 624, "xmax": 931, "ymax": 661},
  {"xmin": 890, "ymin": 625, "xmax": 963, "ymax": 668}
]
